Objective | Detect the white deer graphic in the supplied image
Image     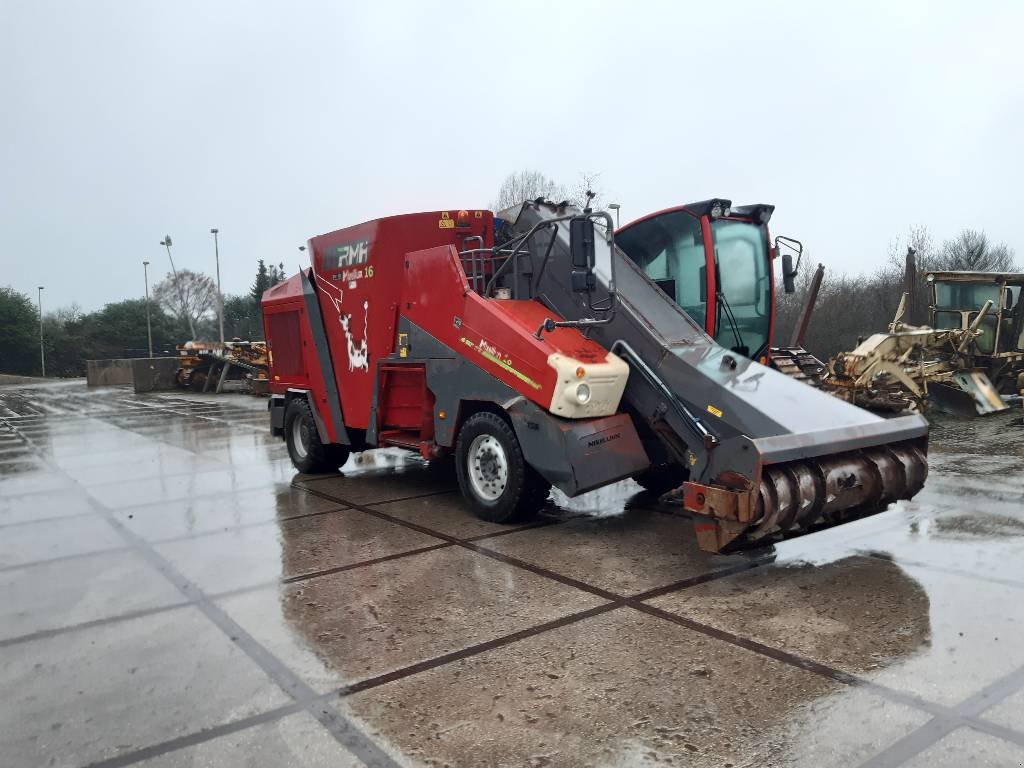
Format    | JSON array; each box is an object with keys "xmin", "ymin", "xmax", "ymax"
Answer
[{"xmin": 340, "ymin": 300, "xmax": 370, "ymax": 372}]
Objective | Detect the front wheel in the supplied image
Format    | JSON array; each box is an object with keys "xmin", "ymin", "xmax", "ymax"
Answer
[
  {"xmin": 455, "ymin": 412, "xmax": 550, "ymax": 523},
  {"xmin": 285, "ymin": 398, "xmax": 350, "ymax": 473}
]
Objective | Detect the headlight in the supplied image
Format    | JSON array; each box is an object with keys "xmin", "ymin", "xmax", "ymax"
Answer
[
  {"xmin": 575, "ymin": 383, "xmax": 591, "ymax": 404},
  {"xmin": 710, "ymin": 203, "xmax": 722, "ymax": 218}
]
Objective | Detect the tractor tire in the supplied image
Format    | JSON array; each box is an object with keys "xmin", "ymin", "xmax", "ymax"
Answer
[
  {"xmin": 455, "ymin": 412, "xmax": 550, "ymax": 523},
  {"xmin": 284, "ymin": 398, "xmax": 349, "ymax": 474},
  {"xmin": 633, "ymin": 462, "xmax": 686, "ymax": 497}
]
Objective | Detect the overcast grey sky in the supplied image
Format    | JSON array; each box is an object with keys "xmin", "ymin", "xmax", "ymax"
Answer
[{"xmin": 3, "ymin": 1, "xmax": 1022, "ymax": 312}]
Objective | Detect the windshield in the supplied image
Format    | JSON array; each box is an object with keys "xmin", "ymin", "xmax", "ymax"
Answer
[
  {"xmin": 933, "ymin": 281, "xmax": 1002, "ymax": 353},
  {"xmin": 934, "ymin": 281, "xmax": 1001, "ymax": 311},
  {"xmin": 710, "ymin": 220, "xmax": 771, "ymax": 356},
  {"xmin": 615, "ymin": 210, "xmax": 707, "ymax": 325}
]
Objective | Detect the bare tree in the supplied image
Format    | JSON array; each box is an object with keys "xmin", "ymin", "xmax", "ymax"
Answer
[
  {"xmin": 50, "ymin": 303, "xmax": 84, "ymax": 325},
  {"xmin": 153, "ymin": 269, "xmax": 217, "ymax": 340},
  {"xmin": 567, "ymin": 171, "xmax": 605, "ymax": 211},
  {"xmin": 491, "ymin": 169, "xmax": 613, "ymax": 213},
  {"xmin": 935, "ymin": 229, "xmax": 1016, "ymax": 272},
  {"xmin": 491, "ymin": 170, "xmax": 568, "ymax": 211}
]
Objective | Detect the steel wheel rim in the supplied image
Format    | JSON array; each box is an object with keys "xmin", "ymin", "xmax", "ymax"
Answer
[
  {"xmin": 468, "ymin": 434, "xmax": 508, "ymax": 502},
  {"xmin": 292, "ymin": 417, "xmax": 310, "ymax": 459}
]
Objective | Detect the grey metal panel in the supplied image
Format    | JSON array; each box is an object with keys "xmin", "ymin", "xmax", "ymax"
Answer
[
  {"xmin": 300, "ymin": 269, "xmax": 349, "ymax": 445},
  {"xmin": 405, "ymin": 322, "xmax": 649, "ymax": 493},
  {"xmin": 269, "ymin": 394, "xmax": 286, "ymax": 434},
  {"xmin": 509, "ymin": 203, "xmax": 928, "ymax": 483},
  {"xmin": 508, "ymin": 399, "xmax": 649, "ymax": 496},
  {"xmin": 753, "ymin": 415, "xmax": 928, "ymax": 464}
]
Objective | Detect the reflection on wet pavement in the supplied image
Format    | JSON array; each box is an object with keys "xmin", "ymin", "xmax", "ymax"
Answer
[{"xmin": 1, "ymin": 380, "xmax": 1024, "ymax": 767}]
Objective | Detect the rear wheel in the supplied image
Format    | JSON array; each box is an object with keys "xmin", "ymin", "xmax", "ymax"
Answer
[
  {"xmin": 455, "ymin": 412, "xmax": 549, "ymax": 523},
  {"xmin": 285, "ymin": 398, "xmax": 350, "ymax": 473}
]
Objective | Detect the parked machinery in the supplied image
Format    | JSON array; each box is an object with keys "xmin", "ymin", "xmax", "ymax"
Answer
[
  {"xmin": 614, "ymin": 201, "xmax": 827, "ymax": 385},
  {"xmin": 824, "ymin": 272, "xmax": 1024, "ymax": 416},
  {"xmin": 175, "ymin": 340, "xmax": 270, "ymax": 394},
  {"xmin": 262, "ymin": 202, "xmax": 928, "ymax": 552}
]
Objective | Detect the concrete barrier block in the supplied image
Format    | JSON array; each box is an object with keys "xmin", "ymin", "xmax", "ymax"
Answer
[
  {"xmin": 86, "ymin": 359, "xmax": 135, "ymax": 387},
  {"xmin": 131, "ymin": 358, "xmax": 180, "ymax": 393}
]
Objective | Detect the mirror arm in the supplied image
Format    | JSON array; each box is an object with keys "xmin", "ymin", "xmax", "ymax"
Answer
[{"xmin": 775, "ymin": 235, "xmax": 804, "ymax": 276}]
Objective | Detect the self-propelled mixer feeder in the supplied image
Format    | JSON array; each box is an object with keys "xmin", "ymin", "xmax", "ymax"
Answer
[{"xmin": 262, "ymin": 202, "xmax": 928, "ymax": 552}]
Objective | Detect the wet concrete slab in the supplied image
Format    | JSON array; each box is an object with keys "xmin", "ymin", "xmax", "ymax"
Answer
[
  {"xmin": 2, "ymin": 382, "xmax": 1024, "ymax": 767},
  {"xmin": 132, "ymin": 712, "xmax": 364, "ymax": 768},
  {"xmin": 0, "ymin": 605, "xmax": 288, "ymax": 768},
  {"xmin": 87, "ymin": 465, "xmax": 294, "ymax": 509},
  {"xmin": 154, "ymin": 506, "xmax": 442, "ymax": 593},
  {"xmin": 0, "ymin": 487, "xmax": 97, "ymax": 524},
  {"xmin": 480, "ymin": 506, "xmax": 744, "ymax": 595},
  {"xmin": 0, "ymin": 548, "xmax": 184, "ymax": 641},
  {"xmin": 217, "ymin": 546, "xmax": 608, "ymax": 693},
  {"xmin": 295, "ymin": 461, "xmax": 460, "ymax": 506},
  {"xmin": 370, "ymin": 492, "xmax": 504, "ymax": 539},
  {"xmin": 901, "ymin": 727, "xmax": 1024, "ymax": 768},
  {"xmin": 0, "ymin": 513, "xmax": 126, "ymax": 568},
  {"xmin": 346, "ymin": 608, "xmax": 929, "ymax": 767},
  {"xmin": 112, "ymin": 485, "xmax": 349, "ymax": 542}
]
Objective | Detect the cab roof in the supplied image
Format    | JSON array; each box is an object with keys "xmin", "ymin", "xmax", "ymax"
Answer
[{"xmin": 926, "ymin": 271, "xmax": 1024, "ymax": 285}]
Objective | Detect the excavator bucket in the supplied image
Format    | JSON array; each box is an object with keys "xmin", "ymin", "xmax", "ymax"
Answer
[{"xmin": 929, "ymin": 371, "xmax": 1008, "ymax": 416}]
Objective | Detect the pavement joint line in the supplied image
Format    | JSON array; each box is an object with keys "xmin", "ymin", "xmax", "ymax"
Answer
[
  {"xmin": 627, "ymin": 601, "xmax": 949, "ymax": 718},
  {"xmin": 336, "ymin": 602, "xmax": 623, "ymax": 697},
  {"xmin": 0, "ymin": 509, "xmax": 103, "ymax": 530},
  {"xmin": 294, "ymin": 480, "xmax": 983, "ymax": 726},
  {"xmin": 281, "ymin": 543, "xmax": 454, "ymax": 584},
  {"xmin": 0, "ymin": 545, "xmax": 134, "ymax": 574},
  {"xmin": 962, "ymin": 715, "xmax": 1024, "ymax": 749},
  {"xmin": 77, "ymin": 697, "xmax": 321, "ymax": 768},
  {"xmin": 296, "ymin": 482, "xmax": 623, "ymax": 601},
  {"xmin": 12, "ymin": 401, "xmax": 1024, "ymax": 765},
  {"xmin": 1, "ymin": 413, "xmax": 402, "ymax": 768},
  {"xmin": 0, "ymin": 600, "xmax": 194, "ymax": 649},
  {"xmin": 0, "ymin": 512, "xmax": 587, "ymax": 649}
]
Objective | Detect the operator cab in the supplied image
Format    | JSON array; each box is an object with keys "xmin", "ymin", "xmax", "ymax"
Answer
[
  {"xmin": 615, "ymin": 199, "xmax": 780, "ymax": 360},
  {"xmin": 927, "ymin": 271, "xmax": 1024, "ymax": 354}
]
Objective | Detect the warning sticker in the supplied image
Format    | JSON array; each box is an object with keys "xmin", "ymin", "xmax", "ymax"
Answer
[
  {"xmin": 439, "ymin": 211, "xmax": 454, "ymax": 229},
  {"xmin": 706, "ymin": 404, "xmax": 723, "ymax": 418}
]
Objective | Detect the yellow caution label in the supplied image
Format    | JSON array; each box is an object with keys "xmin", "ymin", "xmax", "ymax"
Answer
[
  {"xmin": 706, "ymin": 404, "xmax": 723, "ymax": 418},
  {"xmin": 439, "ymin": 211, "xmax": 454, "ymax": 229},
  {"xmin": 474, "ymin": 210, "xmax": 483, "ymax": 218}
]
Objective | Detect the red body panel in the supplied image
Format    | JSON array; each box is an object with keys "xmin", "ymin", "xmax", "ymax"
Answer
[
  {"xmin": 262, "ymin": 274, "xmax": 347, "ymax": 442},
  {"xmin": 401, "ymin": 244, "xmax": 614, "ymax": 408},
  {"xmin": 264, "ymin": 210, "xmax": 616, "ymax": 441},
  {"xmin": 307, "ymin": 211, "xmax": 492, "ymax": 430}
]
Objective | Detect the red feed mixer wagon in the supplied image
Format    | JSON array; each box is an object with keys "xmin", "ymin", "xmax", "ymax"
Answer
[{"xmin": 262, "ymin": 201, "xmax": 928, "ymax": 551}]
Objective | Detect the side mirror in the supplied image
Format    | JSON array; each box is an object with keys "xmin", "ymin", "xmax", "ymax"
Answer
[
  {"xmin": 569, "ymin": 217, "xmax": 596, "ymax": 293},
  {"xmin": 782, "ymin": 253, "xmax": 796, "ymax": 294},
  {"xmin": 699, "ymin": 265, "xmax": 707, "ymax": 303}
]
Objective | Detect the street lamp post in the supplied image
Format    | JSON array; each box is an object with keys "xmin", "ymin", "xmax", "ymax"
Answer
[
  {"xmin": 210, "ymin": 228, "xmax": 224, "ymax": 345},
  {"xmin": 143, "ymin": 261, "xmax": 153, "ymax": 358},
  {"xmin": 608, "ymin": 203, "xmax": 621, "ymax": 228},
  {"xmin": 159, "ymin": 235, "xmax": 196, "ymax": 340},
  {"xmin": 37, "ymin": 286, "xmax": 45, "ymax": 377}
]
